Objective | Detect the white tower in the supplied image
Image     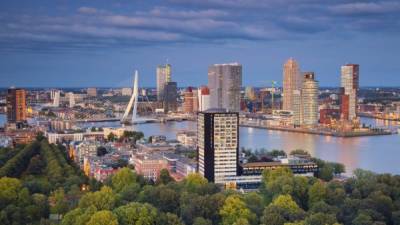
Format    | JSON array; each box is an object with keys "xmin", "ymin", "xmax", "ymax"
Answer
[
  {"xmin": 68, "ymin": 92, "xmax": 75, "ymax": 108},
  {"xmin": 53, "ymin": 91, "xmax": 60, "ymax": 107},
  {"xmin": 122, "ymin": 70, "xmax": 139, "ymax": 124}
]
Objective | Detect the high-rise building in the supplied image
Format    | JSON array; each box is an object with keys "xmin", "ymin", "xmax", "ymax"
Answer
[
  {"xmin": 198, "ymin": 86, "xmax": 211, "ymax": 112},
  {"xmin": 6, "ymin": 88, "xmax": 27, "ymax": 124},
  {"xmin": 301, "ymin": 72, "xmax": 319, "ymax": 126},
  {"xmin": 283, "ymin": 58, "xmax": 302, "ymax": 111},
  {"xmin": 183, "ymin": 87, "xmax": 195, "ymax": 113},
  {"xmin": 163, "ymin": 82, "xmax": 177, "ymax": 113},
  {"xmin": 197, "ymin": 109, "xmax": 239, "ymax": 184},
  {"xmin": 87, "ymin": 88, "xmax": 97, "ymax": 97},
  {"xmin": 68, "ymin": 92, "xmax": 75, "ymax": 108},
  {"xmin": 339, "ymin": 87, "xmax": 350, "ymax": 120},
  {"xmin": 53, "ymin": 90, "xmax": 60, "ymax": 107},
  {"xmin": 208, "ymin": 63, "xmax": 242, "ymax": 112},
  {"xmin": 156, "ymin": 64, "xmax": 172, "ymax": 101},
  {"xmin": 341, "ymin": 64, "xmax": 359, "ymax": 120},
  {"xmin": 245, "ymin": 86, "xmax": 256, "ymax": 101},
  {"xmin": 292, "ymin": 90, "xmax": 302, "ymax": 126}
]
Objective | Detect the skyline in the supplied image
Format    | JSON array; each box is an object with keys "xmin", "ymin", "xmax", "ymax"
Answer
[{"xmin": 1, "ymin": 0, "xmax": 400, "ymax": 87}]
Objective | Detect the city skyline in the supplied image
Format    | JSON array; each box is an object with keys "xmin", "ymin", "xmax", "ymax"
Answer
[{"xmin": 0, "ymin": 0, "xmax": 400, "ymax": 87}]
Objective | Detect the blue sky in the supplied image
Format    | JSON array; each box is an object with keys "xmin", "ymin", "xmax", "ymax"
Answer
[{"xmin": 0, "ymin": 0, "xmax": 399, "ymax": 88}]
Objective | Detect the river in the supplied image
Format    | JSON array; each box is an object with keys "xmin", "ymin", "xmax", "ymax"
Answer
[{"xmin": 77, "ymin": 117, "xmax": 400, "ymax": 175}]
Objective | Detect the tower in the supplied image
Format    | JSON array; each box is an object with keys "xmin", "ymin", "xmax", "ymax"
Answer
[
  {"xmin": 341, "ymin": 64, "xmax": 359, "ymax": 120},
  {"xmin": 197, "ymin": 109, "xmax": 239, "ymax": 184},
  {"xmin": 301, "ymin": 72, "xmax": 319, "ymax": 126},
  {"xmin": 282, "ymin": 58, "xmax": 302, "ymax": 111},
  {"xmin": 208, "ymin": 63, "xmax": 242, "ymax": 112},
  {"xmin": 156, "ymin": 64, "xmax": 172, "ymax": 102},
  {"xmin": 6, "ymin": 88, "xmax": 27, "ymax": 124},
  {"xmin": 122, "ymin": 70, "xmax": 139, "ymax": 124}
]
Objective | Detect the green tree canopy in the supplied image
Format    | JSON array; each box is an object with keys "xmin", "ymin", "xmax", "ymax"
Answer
[{"xmin": 219, "ymin": 195, "xmax": 255, "ymax": 225}]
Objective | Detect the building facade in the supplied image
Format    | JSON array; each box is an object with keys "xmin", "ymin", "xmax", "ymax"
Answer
[
  {"xmin": 341, "ymin": 64, "xmax": 359, "ymax": 120},
  {"xmin": 282, "ymin": 58, "xmax": 302, "ymax": 111},
  {"xmin": 197, "ymin": 109, "xmax": 239, "ymax": 184},
  {"xmin": 301, "ymin": 72, "xmax": 319, "ymax": 126},
  {"xmin": 198, "ymin": 86, "xmax": 211, "ymax": 112},
  {"xmin": 6, "ymin": 88, "xmax": 27, "ymax": 124},
  {"xmin": 156, "ymin": 64, "xmax": 171, "ymax": 102},
  {"xmin": 163, "ymin": 82, "xmax": 178, "ymax": 113},
  {"xmin": 183, "ymin": 87, "xmax": 195, "ymax": 113},
  {"xmin": 208, "ymin": 63, "xmax": 242, "ymax": 112}
]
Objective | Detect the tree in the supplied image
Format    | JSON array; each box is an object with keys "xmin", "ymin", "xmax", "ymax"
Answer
[
  {"xmin": 219, "ymin": 195, "xmax": 256, "ymax": 225},
  {"xmin": 0, "ymin": 177, "xmax": 22, "ymax": 207},
  {"xmin": 111, "ymin": 168, "xmax": 137, "ymax": 192},
  {"xmin": 159, "ymin": 212, "xmax": 185, "ymax": 225},
  {"xmin": 158, "ymin": 169, "xmax": 174, "ymax": 185},
  {"xmin": 319, "ymin": 164, "xmax": 334, "ymax": 181},
  {"xmin": 49, "ymin": 188, "xmax": 69, "ymax": 216},
  {"xmin": 193, "ymin": 217, "xmax": 212, "ymax": 225},
  {"xmin": 86, "ymin": 210, "xmax": 118, "ymax": 225},
  {"xmin": 96, "ymin": 146, "xmax": 108, "ymax": 157},
  {"xmin": 308, "ymin": 181, "xmax": 327, "ymax": 208},
  {"xmin": 261, "ymin": 194, "xmax": 305, "ymax": 225},
  {"xmin": 79, "ymin": 186, "xmax": 116, "ymax": 210},
  {"xmin": 114, "ymin": 202, "xmax": 157, "ymax": 225},
  {"xmin": 352, "ymin": 213, "xmax": 373, "ymax": 225},
  {"xmin": 243, "ymin": 192, "xmax": 264, "ymax": 219},
  {"xmin": 289, "ymin": 149, "xmax": 311, "ymax": 158},
  {"xmin": 107, "ymin": 133, "xmax": 117, "ymax": 142},
  {"xmin": 184, "ymin": 173, "xmax": 208, "ymax": 192},
  {"xmin": 305, "ymin": 213, "xmax": 338, "ymax": 225}
]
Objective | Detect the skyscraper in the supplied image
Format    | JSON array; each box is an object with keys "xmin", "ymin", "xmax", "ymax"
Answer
[
  {"xmin": 163, "ymin": 81, "xmax": 177, "ymax": 113},
  {"xmin": 208, "ymin": 63, "xmax": 242, "ymax": 112},
  {"xmin": 197, "ymin": 109, "xmax": 239, "ymax": 184},
  {"xmin": 156, "ymin": 64, "xmax": 172, "ymax": 101},
  {"xmin": 198, "ymin": 86, "xmax": 211, "ymax": 112},
  {"xmin": 53, "ymin": 90, "xmax": 60, "ymax": 107},
  {"xmin": 341, "ymin": 64, "xmax": 359, "ymax": 120},
  {"xmin": 301, "ymin": 72, "xmax": 319, "ymax": 126},
  {"xmin": 282, "ymin": 58, "xmax": 302, "ymax": 111},
  {"xmin": 68, "ymin": 92, "xmax": 75, "ymax": 108},
  {"xmin": 183, "ymin": 87, "xmax": 195, "ymax": 113},
  {"xmin": 292, "ymin": 90, "xmax": 302, "ymax": 126},
  {"xmin": 6, "ymin": 88, "xmax": 27, "ymax": 124}
]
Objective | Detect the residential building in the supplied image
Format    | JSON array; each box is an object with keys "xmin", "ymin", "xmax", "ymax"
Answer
[
  {"xmin": 208, "ymin": 63, "xmax": 242, "ymax": 112},
  {"xmin": 341, "ymin": 64, "xmax": 359, "ymax": 120},
  {"xmin": 197, "ymin": 109, "xmax": 239, "ymax": 184},
  {"xmin": 6, "ymin": 88, "xmax": 27, "ymax": 124},
  {"xmin": 301, "ymin": 72, "xmax": 319, "ymax": 126}
]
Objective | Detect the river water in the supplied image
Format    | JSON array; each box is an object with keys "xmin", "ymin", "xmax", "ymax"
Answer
[
  {"xmin": 2, "ymin": 113, "xmax": 399, "ymax": 175},
  {"xmin": 77, "ymin": 117, "xmax": 400, "ymax": 175}
]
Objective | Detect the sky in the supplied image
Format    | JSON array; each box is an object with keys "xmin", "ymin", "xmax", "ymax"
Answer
[{"xmin": 0, "ymin": 0, "xmax": 399, "ymax": 88}]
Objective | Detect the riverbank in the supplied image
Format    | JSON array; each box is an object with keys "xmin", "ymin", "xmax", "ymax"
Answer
[
  {"xmin": 240, "ymin": 123, "xmax": 393, "ymax": 137},
  {"xmin": 358, "ymin": 112, "xmax": 400, "ymax": 122}
]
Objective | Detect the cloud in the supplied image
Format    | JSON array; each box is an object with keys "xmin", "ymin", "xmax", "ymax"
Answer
[
  {"xmin": 0, "ymin": 0, "xmax": 399, "ymax": 52},
  {"xmin": 329, "ymin": 1, "xmax": 400, "ymax": 15}
]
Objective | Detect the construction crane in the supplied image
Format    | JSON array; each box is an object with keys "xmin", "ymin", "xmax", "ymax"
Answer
[{"xmin": 271, "ymin": 81, "xmax": 277, "ymax": 111}]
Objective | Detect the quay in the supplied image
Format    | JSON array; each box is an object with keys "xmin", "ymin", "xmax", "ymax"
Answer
[{"xmin": 240, "ymin": 122, "xmax": 393, "ymax": 137}]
